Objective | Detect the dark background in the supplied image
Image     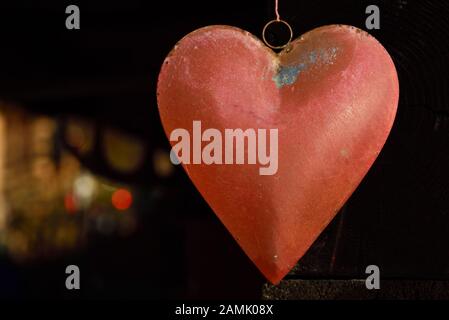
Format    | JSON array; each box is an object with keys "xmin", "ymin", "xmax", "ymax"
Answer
[{"xmin": 0, "ymin": 0, "xmax": 448, "ymax": 299}]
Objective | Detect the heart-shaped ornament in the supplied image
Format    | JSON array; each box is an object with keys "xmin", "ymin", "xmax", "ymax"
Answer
[{"xmin": 157, "ymin": 25, "xmax": 399, "ymax": 284}]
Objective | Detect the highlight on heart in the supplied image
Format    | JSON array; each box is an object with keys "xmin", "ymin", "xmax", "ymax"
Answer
[{"xmin": 168, "ymin": 120, "xmax": 279, "ymax": 176}]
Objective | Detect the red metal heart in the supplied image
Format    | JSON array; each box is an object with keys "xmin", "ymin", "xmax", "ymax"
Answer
[{"xmin": 157, "ymin": 25, "xmax": 399, "ymax": 284}]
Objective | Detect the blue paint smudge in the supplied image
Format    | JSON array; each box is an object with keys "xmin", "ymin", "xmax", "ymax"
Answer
[
  {"xmin": 272, "ymin": 47, "xmax": 338, "ymax": 88},
  {"xmin": 309, "ymin": 51, "xmax": 317, "ymax": 63},
  {"xmin": 272, "ymin": 64, "xmax": 305, "ymax": 88}
]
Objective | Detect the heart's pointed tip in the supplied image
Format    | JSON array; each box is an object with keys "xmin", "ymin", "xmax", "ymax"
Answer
[
  {"xmin": 265, "ymin": 272, "xmax": 287, "ymax": 286},
  {"xmin": 266, "ymin": 276, "xmax": 283, "ymax": 286},
  {"xmin": 258, "ymin": 262, "xmax": 292, "ymax": 285}
]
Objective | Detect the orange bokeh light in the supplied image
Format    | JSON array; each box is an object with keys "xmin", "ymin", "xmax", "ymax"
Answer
[
  {"xmin": 64, "ymin": 192, "xmax": 77, "ymax": 214},
  {"xmin": 112, "ymin": 188, "xmax": 133, "ymax": 211}
]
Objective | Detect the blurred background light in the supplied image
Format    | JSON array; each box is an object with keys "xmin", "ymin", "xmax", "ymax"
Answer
[
  {"xmin": 112, "ymin": 188, "xmax": 133, "ymax": 211},
  {"xmin": 65, "ymin": 117, "xmax": 94, "ymax": 155},
  {"xmin": 0, "ymin": 103, "xmax": 142, "ymax": 273},
  {"xmin": 64, "ymin": 192, "xmax": 78, "ymax": 214},
  {"xmin": 73, "ymin": 172, "xmax": 97, "ymax": 209},
  {"xmin": 103, "ymin": 128, "xmax": 145, "ymax": 174},
  {"xmin": 153, "ymin": 148, "xmax": 174, "ymax": 177}
]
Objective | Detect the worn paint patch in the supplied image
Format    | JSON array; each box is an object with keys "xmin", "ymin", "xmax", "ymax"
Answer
[
  {"xmin": 272, "ymin": 64, "xmax": 306, "ymax": 88},
  {"xmin": 340, "ymin": 149, "xmax": 349, "ymax": 158},
  {"xmin": 272, "ymin": 48, "xmax": 338, "ymax": 88}
]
